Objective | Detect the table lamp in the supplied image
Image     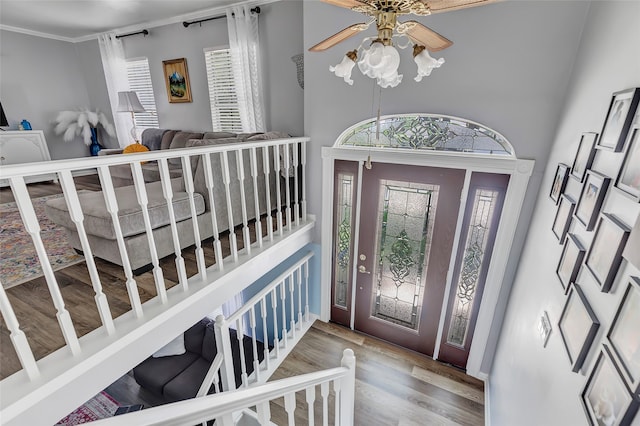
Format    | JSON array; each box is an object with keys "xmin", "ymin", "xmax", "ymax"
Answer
[{"xmin": 117, "ymin": 91, "xmax": 145, "ymax": 143}]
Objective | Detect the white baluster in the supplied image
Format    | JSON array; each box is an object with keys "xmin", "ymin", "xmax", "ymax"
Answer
[
  {"xmin": 237, "ymin": 316, "xmax": 248, "ymax": 387},
  {"xmin": 334, "ymin": 377, "xmax": 342, "ymax": 426},
  {"xmin": 321, "ymin": 381, "xmax": 329, "ymax": 426},
  {"xmin": 59, "ymin": 171, "xmax": 114, "ymax": 334},
  {"xmin": 235, "ymin": 150, "xmax": 251, "ymax": 255},
  {"xmin": 261, "ymin": 297, "xmax": 270, "ymax": 370},
  {"xmin": 273, "ymin": 144, "xmax": 283, "ymax": 235},
  {"xmin": 202, "ymin": 153, "xmax": 224, "ymax": 271},
  {"xmin": 304, "ymin": 260, "xmax": 310, "ymax": 322},
  {"xmin": 289, "ymin": 273, "xmax": 296, "ymax": 340},
  {"xmin": 301, "ymin": 141, "xmax": 307, "ymax": 219},
  {"xmin": 181, "ymin": 155, "xmax": 206, "ymax": 280},
  {"xmin": 257, "ymin": 401, "xmax": 271, "ymax": 425},
  {"xmin": 284, "ymin": 392, "xmax": 296, "ymax": 426},
  {"xmin": 280, "ymin": 281, "xmax": 288, "ymax": 349},
  {"xmin": 97, "ymin": 166, "xmax": 143, "ymax": 317},
  {"xmin": 306, "ymin": 385, "xmax": 316, "ymax": 426},
  {"xmin": 249, "ymin": 307, "xmax": 260, "ymax": 382},
  {"xmin": 283, "ymin": 142, "xmax": 292, "ymax": 231},
  {"xmin": 214, "ymin": 315, "xmax": 236, "ymax": 391},
  {"xmin": 157, "ymin": 159, "xmax": 188, "ymax": 290},
  {"xmin": 0, "ymin": 282, "xmax": 39, "ymax": 379},
  {"xmin": 216, "ymin": 414, "xmax": 235, "ymax": 426},
  {"xmin": 271, "ymin": 288, "xmax": 280, "ymax": 359},
  {"xmin": 262, "ymin": 146, "xmax": 274, "ymax": 241},
  {"xmin": 131, "ymin": 162, "xmax": 166, "ymax": 303},
  {"xmin": 10, "ymin": 177, "xmax": 80, "ymax": 355},
  {"xmin": 297, "ymin": 265, "xmax": 303, "ymax": 328},
  {"xmin": 292, "ymin": 141, "xmax": 300, "ymax": 226},
  {"xmin": 221, "ymin": 151, "xmax": 238, "ymax": 262},
  {"xmin": 339, "ymin": 349, "xmax": 356, "ymax": 426},
  {"xmin": 250, "ymin": 147, "xmax": 263, "ymax": 247}
]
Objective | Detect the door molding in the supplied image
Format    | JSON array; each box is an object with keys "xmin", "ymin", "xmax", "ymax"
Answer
[{"xmin": 321, "ymin": 143, "xmax": 534, "ymax": 379}]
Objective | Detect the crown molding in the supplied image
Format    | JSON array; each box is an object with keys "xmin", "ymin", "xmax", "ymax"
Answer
[{"xmin": 0, "ymin": 24, "xmax": 76, "ymax": 43}]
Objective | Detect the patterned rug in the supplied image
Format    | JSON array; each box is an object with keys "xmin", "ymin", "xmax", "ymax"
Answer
[
  {"xmin": 0, "ymin": 193, "xmax": 86, "ymax": 289},
  {"xmin": 55, "ymin": 391, "xmax": 119, "ymax": 425}
]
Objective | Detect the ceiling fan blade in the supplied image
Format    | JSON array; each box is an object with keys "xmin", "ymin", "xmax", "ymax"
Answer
[
  {"xmin": 422, "ymin": 0, "xmax": 500, "ymax": 15},
  {"xmin": 401, "ymin": 21, "xmax": 453, "ymax": 52},
  {"xmin": 308, "ymin": 23, "xmax": 368, "ymax": 52},
  {"xmin": 320, "ymin": 0, "xmax": 370, "ymax": 10}
]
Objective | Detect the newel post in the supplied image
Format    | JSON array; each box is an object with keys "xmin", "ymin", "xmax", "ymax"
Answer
[
  {"xmin": 339, "ymin": 348, "xmax": 356, "ymax": 425},
  {"xmin": 214, "ymin": 315, "xmax": 237, "ymax": 391}
]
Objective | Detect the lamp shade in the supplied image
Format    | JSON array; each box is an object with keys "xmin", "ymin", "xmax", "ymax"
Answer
[
  {"xmin": 0, "ymin": 102, "xmax": 8, "ymax": 127},
  {"xmin": 116, "ymin": 91, "xmax": 145, "ymax": 113}
]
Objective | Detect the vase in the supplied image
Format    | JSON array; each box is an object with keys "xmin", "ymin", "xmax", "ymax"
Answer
[{"xmin": 89, "ymin": 127, "xmax": 103, "ymax": 156}]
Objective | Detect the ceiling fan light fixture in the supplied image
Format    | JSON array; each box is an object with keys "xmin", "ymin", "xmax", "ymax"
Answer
[
  {"xmin": 330, "ymin": 50, "xmax": 358, "ymax": 85},
  {"xmin": 358, "ymin": 42, "xmax": 402, "ymax": 86},
  {"xmin": 413, "ymin": 44, "xmax": 445, "ymax": 82}
]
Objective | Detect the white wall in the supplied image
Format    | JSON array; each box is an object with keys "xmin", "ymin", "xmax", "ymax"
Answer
[{"xmin": 489, "ymin": 2, "xmax": 640, "ymax": 424}]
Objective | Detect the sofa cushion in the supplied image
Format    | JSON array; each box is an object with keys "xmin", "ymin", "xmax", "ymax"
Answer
[
  {"xmin": 45, "ymin": 179, "xmax": 205, "ymax": 240},
  {"xmin": 168, "ymin": 132, "xmax": 204, "ymax": 165},
  {"xmin": 202, "ymin": 131, "xmax": 237, "ymax": 140},
  {"xmin": 184, "ymin": 319, "xmax": 208, "ymax": 354},
  {"xmin": 141, "ymin": 129, "xmax": 169, "ymax": 151},
  {"xmin": 160, "ymin": 130, "xmax": 180, "ymax": 150},
  {"xmin": 162, "ymin": 357, "xmax": 212, "ymax": 402},
  {"xmin": 133, "ymin": 351, "xmax": 200, "ymax": 396}
]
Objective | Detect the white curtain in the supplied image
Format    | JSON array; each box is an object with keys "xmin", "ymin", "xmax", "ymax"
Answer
[
  {"xmin": 98, "ymin": 33, "xmax": 132, "ymax": 147},
  {"xmin": 227, "ymin": 6, "xmax": 265, "ymax": 132}
]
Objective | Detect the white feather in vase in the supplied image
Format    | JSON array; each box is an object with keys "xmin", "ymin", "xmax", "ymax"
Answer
[{"xmin": 54, "ymin": 108, "xmax": 116, "ymax": 146}]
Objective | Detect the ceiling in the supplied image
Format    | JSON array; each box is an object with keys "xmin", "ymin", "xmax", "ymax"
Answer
[{"xmin": 0, "ymin": 0, "xmax": 249, "ymax": 41}]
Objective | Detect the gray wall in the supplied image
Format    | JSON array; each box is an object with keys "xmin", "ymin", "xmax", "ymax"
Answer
[
  {"xmin": 490, "ymin": 2, "xmax": 640, "ymax": 424},
  {"xmin": 0, "ymin": 30, "xmax": 93, "ymax": 159}
]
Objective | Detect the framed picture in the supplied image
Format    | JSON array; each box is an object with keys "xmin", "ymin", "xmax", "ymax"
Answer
[
  {"xmin": 585, "ymin": 213, "xmax": 631, "ymax": 293},
  {"xmin": 558, "ymin": 284, "xmax": 599, "ymax": 372},
  {"xmin": 550, "ymin": 163, "xmax": 570, "ymax": 204},
  {"xmin": 607, "ymin": 277, "xmax": 640, "ymax": 393},
  {"xmin": 575, "ymin": 171, "xmax": 611, "ymax": 231},
  {"xmin": 615, "ymin": 127, "xmax": 640, "ymax": 202},
  {"xmin": 622, "ymin": 214, "xmax": 640, "ymax": 270},
  {"xmin": 571, "ymin": 132, "xmax": 598, "ymax": 182},
  {"xmin": 552, "ymin": 194, "xmax": 576, "ymax": 243},
  {"xmin": 581, "ymin": 344, "xmax": 639, "ymax": 426},
  {"xmin": 162, "ymin": 58, "xmax": 192, "ymax": 103},
  {"xmin": 597, "ymin": 87, "xmax": 640, "ymax": 152},
  {"xmin": 557, "ymin": 233, "xmax": 586, "ymax": 293}
]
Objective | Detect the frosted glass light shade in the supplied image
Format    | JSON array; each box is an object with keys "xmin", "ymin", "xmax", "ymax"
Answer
[
  {"xmin": 330, "ymin": 52, "xmax": 357, "ymax": 85},
  {"xmin": 414, "ymin": 47, "xmax": 445, "ymax": 82},
  {"xmin": 358, "ymin": 42, "xmax": 402, "ymax": 88}
]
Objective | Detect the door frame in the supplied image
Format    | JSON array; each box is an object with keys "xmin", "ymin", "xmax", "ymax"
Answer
[{"xmin": 320, "ymin": 146, "xmax": 534, "ymax": 380}]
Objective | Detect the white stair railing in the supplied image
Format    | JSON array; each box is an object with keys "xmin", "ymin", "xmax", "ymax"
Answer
[{"xmin": 91, "ymin": 349, "xmax": 357, "ymax": 426}]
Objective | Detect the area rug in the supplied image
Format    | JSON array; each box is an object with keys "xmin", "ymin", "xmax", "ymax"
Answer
[
  {"xmin": 55, "ymin": 391, "xmax": 119, "ymax": 425},
  {"xmin": 0, "ymin": 192, "xmax": 86, "ymax": 289}
]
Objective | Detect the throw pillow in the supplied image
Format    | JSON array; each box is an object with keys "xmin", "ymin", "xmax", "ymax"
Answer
[{"xmin": 152, "ymin": 333, "xmax": 186, "ymax": 358}]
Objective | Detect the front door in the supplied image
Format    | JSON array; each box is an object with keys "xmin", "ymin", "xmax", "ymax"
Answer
[{"xmin": 353, "ymin": 163, "xmax": 464, "ymax": 356}]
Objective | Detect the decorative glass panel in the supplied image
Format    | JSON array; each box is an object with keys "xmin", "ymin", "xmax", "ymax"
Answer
[
  {"xmin": 336, "ymin": 114, "xmax": 513, "ymax": 156},
  {"xmin": 446, "ymin": 189, "xmax": 499, "ymax": 347},
  {"xmin": 333, "ymin": 173, "xmax": 354, "ymax": 308},
  {"xmin": 372, "ymin": 181, "xmax": 439, "ymax": 329}
]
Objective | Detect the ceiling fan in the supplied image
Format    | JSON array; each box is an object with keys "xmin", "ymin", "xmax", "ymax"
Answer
[{"xmin": 309, "ymin": 0, "xmax": 498, "ymax": 87}]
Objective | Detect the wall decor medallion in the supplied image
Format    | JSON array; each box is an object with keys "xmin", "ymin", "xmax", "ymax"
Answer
[
  {"xmin": 571, "ymin": 132, "xmax": 598, "ymax": 182},
  {"xmin": 597, "ymin": 87, "xmax": 640, "ymax": 152},
  {"xmin": 575, "ymin": 171, "xmax": 611, "ymax": 231},
  {"xmin": 162, "ymin": 58, "xmax": 192, "ymax": 103},
  {"xmin": 558, "ymin": 284, "xmax": 599, "ymax": 373},
  {"xmin": 550, "ymin": 163, "xmax": 570, "ymax": 205},
  {"xmin": 585, "ymin": 213, "xmax": 630, "ymax": 293}
]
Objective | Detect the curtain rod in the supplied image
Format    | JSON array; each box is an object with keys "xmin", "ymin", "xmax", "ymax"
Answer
[
  {"xmin": 115, "ymin": 29, "xmax": 149, "ymax": 39},
  {"xmin": 183, "ymin": 6, "xmax": 260, "ymax": 28}
]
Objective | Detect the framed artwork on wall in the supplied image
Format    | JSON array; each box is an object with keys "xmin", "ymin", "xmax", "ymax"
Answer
[
  {"xmin": 597, "ymin": 87, "xmax": 640, "ymax": 152},
  {"xmin": 575, "ymin": 171, "xmax": 611, "ymax": 231},
  {"xmin": 556, "ymin": 233, "xmax": 586, "ymax": 293},
  {"xmin": 623, "ymin": 214, "xmax": 640, "ymax": 270},
  {"xmin": 550, "ymin": 163, "xmax": 570, "ymax": 204},
  {"xmin": 607, "ymin": 277, "xmax": 640, "ymax": 394},
  {"xmin": 162, "ymin": 58, "xmax": 193, "ymax": 103},
  {"xmin": 571, "ymin": 132, "xmax": 598, "ymax": 182},
  {"xmin": 558, "ymin": 284, "xmax": 599, "ymax": 373},
  {"xmin": 581, "ymin": 345, "xmax": 639, "ymax": 426},
  {"xmin": 552, "ymin": 194, "xmax": 576, "ymax": 243},
  {"xmin": 615, "ymin": 127, "xmax": 640, "ymax": 202},
  {"xmin": 585, "ymin": 213, "xmax": 630, "ymax": 293}
]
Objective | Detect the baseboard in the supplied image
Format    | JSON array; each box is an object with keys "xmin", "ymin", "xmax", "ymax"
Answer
[
  {"xmin": 71, "ymin": 168, "xmax": 97, "ymax": 177},
  {"xmin": 483, "ymin": 376, "xmax": 491, "ymax": 426}
]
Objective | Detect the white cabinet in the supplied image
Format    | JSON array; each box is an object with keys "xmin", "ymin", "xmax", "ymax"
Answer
[{"xmin": 0, "ymin": 130, "xmax": 56, "ymax": 186}]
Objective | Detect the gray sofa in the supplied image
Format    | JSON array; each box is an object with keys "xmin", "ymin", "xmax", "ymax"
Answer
[{"xmin": 45, "ymin": 130, "xmax": 291, "ymax": 272}]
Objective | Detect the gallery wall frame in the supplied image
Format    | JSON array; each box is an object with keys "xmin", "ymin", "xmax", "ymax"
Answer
[
  {"xmin": 575, "ymin": 170, "xmax": 611, "ymax": 231},
  {"xmin": 571, "ymin": 132, "xmax": 598, "ymax": 183},
  {"xmin": 607, "ymin": 276, "xmax": 640, "ymax": 395},
  {"xmin": 558, "ymin": 284, "xmax": 599, "ymax": 373},
  {"xmin": 550, "ymin": 163, "xmax": 570, "ymax": 204},
  {"xmin": 597, "ymin": 87, "xmax": 640, "ymax": 152},
  {"xmin": 581, "ymin": 344, "xmax": 639, "ymax": 426},
  {"xmin": 615, "ymin": 127, "xmax": 640, "ymax": 202},
  {"xmin": 556, "ymin": 233, "xmax": 586, "ymax": 293},
  {"xmin": 585, "ymin": 213, "xmax": 631, "ymax": 293},
  {"xmin": 552, "ymin": 194, "xmax": 576, "ymax": 243},
  {"xmin": 622, "ymin": 214, "xmax": 640, "ymax": 270},
  {"xmin": 162, "ymin": 58, "xmax": 193, "ymax": 103}
]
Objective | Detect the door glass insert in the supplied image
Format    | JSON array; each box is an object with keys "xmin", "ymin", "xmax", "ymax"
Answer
[
  {"xmin": 446, "ymin": 189, "xmax": 499, "ymax": 347},
  {"xmin": 372, "ymin": 181, "xmax": 439, "ymax": 330},
  {"xmin": 333, "ymin": 172, "xmax": 354, "ymax": 308}
]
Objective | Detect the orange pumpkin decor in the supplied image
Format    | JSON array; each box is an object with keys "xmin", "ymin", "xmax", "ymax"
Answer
[{"xmin": 122, "ymin": 143, "xmax": 150, "ymax": 154}]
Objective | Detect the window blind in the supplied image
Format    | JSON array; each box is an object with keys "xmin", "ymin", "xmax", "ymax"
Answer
[
  {"xmin": 126, "ymin": 58, "xmax": 159, "ymax": 136},
  {"xmin": 205, "ymin": 48, "xmax": 243, "ymax": 133}
]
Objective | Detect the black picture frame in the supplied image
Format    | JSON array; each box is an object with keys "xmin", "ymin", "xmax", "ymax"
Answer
[
  {"xmin": 571, "ymin": 132, "xmax": 598, "ymax": 182},
  {"xmin": 581, "ymin": 344, "xmax": 639, "ymax": 426},
  {"xmin": 615, "ymin": 127, "xmax": 640, "ymax": 202},
  {"xmin": 607, "ymin": 276, "xmax": 640, "ymax": 395},
  {"xmin": 556, "ymin": 233, "xmax": 586, "ymax": 293},
  {"xmin": 575, "ymin": 171, "xmax": 611, "ymax": 231},
  {"xmin": 585, "ymin": 213, "xmax": 631, "ymax": 293},
  {"xmin": 550, "ymin": 163, "xmax": 570, "ymax": 204},
  {"xmin": 552, "ymin": 194, "xmax": 576, "ymax": 243},
  {"xmin": 559, "ymin": 284, "xmax": 599, "ymax": 373},
  {"xmin": 622, "ymin": 214, "xmax": 640, "ymax": 270},
  {"xmin": 597, "ymin": 87, "xmax": 640, "ymax": 152}
]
